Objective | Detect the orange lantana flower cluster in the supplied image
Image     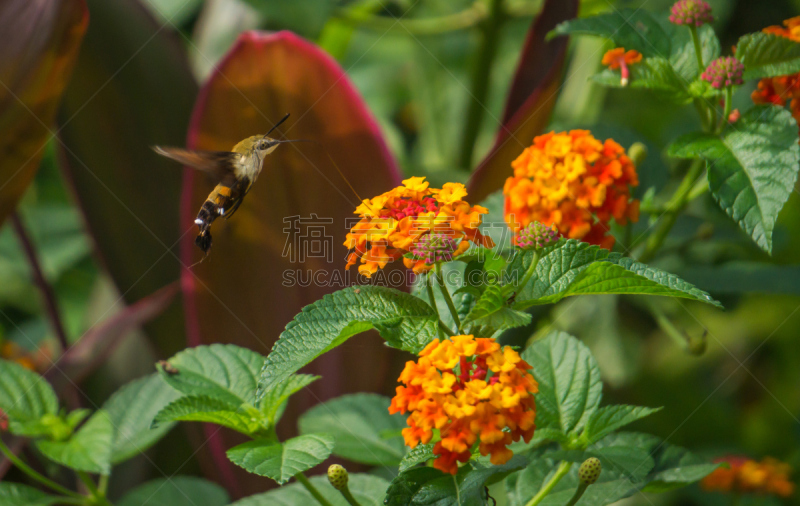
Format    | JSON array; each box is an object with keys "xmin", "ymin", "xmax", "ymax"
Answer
[
  {"xmin": 503, "ymin": 130, "xmax": 639, "ymax": 250},
  {"xmin": 752, "ymin": 17, "xmax": 800, "ymax": 131},
  {"xmin": 388, "ymin": 335, "xmax": 537, "ymax": 474},
  {"xmin": 344, "ymin": 177, "xmax": 494, "ymax": 277},
  {"xmin": 702, "ymin": 456, "xmax": 795, "ymax": 498}
]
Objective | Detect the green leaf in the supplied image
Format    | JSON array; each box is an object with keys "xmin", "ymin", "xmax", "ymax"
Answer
[
  {"xmin": 548, "ymin": 8, "xmax": 670, "ymax": 57},
  {"xmin": 669, "ymin": 105, "xmax": 800, "ymax": 252},
  {"xmin": 737, "ymin": 32, "xmax": 800, "ymax": 79},
  {"xmin": 103, "ymin": 374, "xmax": 180, "ymax": 464},
  {"xmin": 158, "ymin": 344, "xmax": 265, "ymax": 405},
  {"xmin": 399, "ymin": 443, "xmax": 435, "ymax": 472},
  {"xmin": 670, "ymin": 24, "xmax": 720, "ymax": 81},
  {"xmin": 385, "ymin": 456, "xmax": 527, "ymax": 506},
  {"xmin": 0, "ymin": 359, "xmax": 59, "ymax": 436},
  {"xmin": 152, "ymin": 395, "xmax": 265, "ymax": 436},
  {"xmin": 521, "ymin": 330, "xmax": 602, "ymax": 436},
  {"xmin": 258, "ymin": 286, "xmax": 439, "ymax": 394},
  {"xmin": 117, "ymin": 477, "xmax": 229, "ymax": 506},
  {"xmin": 511, "ymin": 240, "xmax": 721, "ymax": 308},
  {"xmin": 0, "ymin": 482, "xmax": 60, "ymax": 506},
  {"xmin": 641, "ymin": 440, "xmax": 719, "ymax": 493},
  {"xmin": 259, "ymin": 374, "xmax": 318, "ymax": 425},
  {"xmin": 583, "ymin": 405, "xmax": 662, "ymax": 445},
  {"xmin": 230, "ymin": 474, "xmax": 390, "ymax": 506},
  {"xmin": 35, "ymin": 410, "xmax": 113, "ymax": 474},
  {"xmin": 298, "ymin": 393, "xmax": 407, "ymax": 466},
  {"xmin": 463, "ymin": 284, "xmax": 532, "ymax": 335},
  {"xmin": 591, "ymin": 57, "xmax": 692, "ymax": 104},
  {"xmin": 227, "ymin": 434, "xmax": 335, "ymax": 485}
]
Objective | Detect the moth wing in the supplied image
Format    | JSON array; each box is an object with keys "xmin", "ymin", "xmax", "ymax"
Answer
[
  {"xmin": 222, "ymin": 177, "xmax": 253, "ymax": 219},
  {"xmin": 153, "ymin": 146, "xmax": 239, "ymax": 186}
]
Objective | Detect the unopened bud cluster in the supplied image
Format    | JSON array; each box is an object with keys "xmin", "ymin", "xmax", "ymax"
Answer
[
  {"xmin": 669, "ymin": 0, "xmax": 713, "ymax": 26},
  {"xmin": 327, "ymin": 464, "xmax": 349, "ymax": 490},
  {"xmin": 410, "ymin": 233, "xmax": 458, "ymax": 264},
  {"xmin": 516, "ymin": 222, "xmax": 559, "ymax": 250},
  {"xmin": 702, "ymin": 57, "xmax": 745, "ymax": 89},
  {"xmin": 579, "ymin": 457, "xmax": 602, "ymax": 485}
]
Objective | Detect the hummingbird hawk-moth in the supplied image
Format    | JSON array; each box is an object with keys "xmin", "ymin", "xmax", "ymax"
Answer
[{"xmin": 154, "ymin": 113, "xmax": 295, "ymax": 253}]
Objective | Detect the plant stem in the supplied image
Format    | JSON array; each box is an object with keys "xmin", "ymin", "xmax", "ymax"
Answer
[
  {"xmin": 10, "ymin": 213, "xmax": 70, "ymax": 353},
  {"xmin": 98, "ymin": 474, "xmax": 109, "ymax": 495},
  {"xmin": 457, "ymin": 0, "xmax": 505, "ymax": 170},
  {"xmin": 295, "ymin": 472, "xmax": 334, "ymax": 506},
  {"xmin": 689, "ymin": 26, "xmax": 705, "ymax": 73},
  {"xmin": 525, "ymin": 461, "xmax": 573, "ymax": 506},
  {"xmin": 435, "ymin": 264, "xmax": 462, "ymax": 333},
  {"xmin": 638, "ymin": 158, "xmax": 705, "ymax": 263},
  {"xmin": 564, "ymin": 482, "xmax": 589, "ymax": 506},
  {"xmin": 339, "ymin": 484, "xmax": 363, "ymax": 506},
  {"xmin": 515, "ymin": 250, "xmax": 540, "ymax": 295},
  {"xmin": 0, "ymin": 438, "xmax": 82, "ymax": 499},
  {"xmin": 426, "ymin": 275, "xmax": 450, "ymax": 338},
  {"xmin": 718, "ymin": 87, "xmax": 733, "ymax": 134}
]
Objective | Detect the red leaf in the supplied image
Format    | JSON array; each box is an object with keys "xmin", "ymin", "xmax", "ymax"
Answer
[
  {"xmin": 58, "ymin": 0, "xmax": 198, "ymax": 355},
  {"xmin": 0, "ymin": 0, "xmax": 87, "ymax": 226},
  {"xmin": 467, "ymin": 0, "xmax": 579, "ymax": 202},
  {"xmin": 181, "ymin": 30, "xmax": 402, "ymax": 496}
]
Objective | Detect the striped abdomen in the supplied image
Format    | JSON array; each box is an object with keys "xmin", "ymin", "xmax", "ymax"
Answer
[{"xmin": 194, "ymin": 182, "xmax": 246, "ymax": 253}]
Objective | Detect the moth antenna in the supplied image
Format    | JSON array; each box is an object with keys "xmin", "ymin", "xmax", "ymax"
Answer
[{"xmin": 265, "ymin": 113, "xmax": 291, "ymax": 137}]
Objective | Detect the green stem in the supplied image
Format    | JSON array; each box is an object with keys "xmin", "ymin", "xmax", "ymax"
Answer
[
  {"xmin": 718, "ymin": 87, "xmax": 733, "ymax": 134},
  {"xmin": 78, "ymin": 472, "xmax": 111, "ymax": 506},
  {"xmin": 426, "ymin": 275, "xmax": 451, "ymax": 338},
  {"xmin": 98, "ymin": 474, "xmax": 109, "ymax": 496},
  {"xmin": 339, "ymin": 485, "xmax": 363, "ymax": 506},
  {"xmin": 689, "ymin": 25, "xmax": 705, "ymax": 74},
  {"xmin": 0, "ymin": 438, "xmax": 82, "ymax": 499},
  {"xmin": 435, "ymin": 264, "xmax": 462, "ymax": 333},
  {"xmin": 564, "ymin": 482, "xmax": 589, "ymax": 506},
  {"xmin": 295, "ymin": 473, "xmax": 334, "ymax": 506},
  {"xmin": 637, "ymin": 158, "xmax": 705, "ymax": 263},
  {"xmin": 525, "ymin": 461, "xmax": 573, "ymax": 506},
  {"xmin": 515, "ymin": 250, "xmax": 540, "ymax": 294},
  {"xmin": 457, "ymin": 0, "xmax": 505, "ymax": 170}
]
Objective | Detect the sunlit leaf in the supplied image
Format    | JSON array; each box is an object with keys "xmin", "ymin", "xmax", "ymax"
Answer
[
  {"xmin": 298, "ymin": 393, "xmax": 407, "ymax": 466},
  {"xmin": 0, "ymin": 359, "xmax": 59, "ymax": 437},
  {"xmin": 103, "ymin": 373, "xmax": 180, "ymax": 464},
  {"xmin": 399, "ymin": 443, "xmax": 435, "ymax": 472},
  {"xmin": 230, "ymin": 474, "xmax": 389, "ymax": 506},
  {"xmin": 226, "ymin": 434, "xmax": 335, "ymax": 485},
  {"xmin": 737, "ymin": 32, "xmax": 800, "ymax": 79},
  {"xmin": 152, "ymin": 395, "xmax": 263, "ymax": 436},
  {"xmin": 35, "ymin": 410, "xmax": 113, "ymax": 474},
  {"xmin": 117, "ymin": 477, "xmax": 229, "ymax": 506},
  {"xmin": 583, "ymin": 405, "xmax": 662, "ymax": 446},
  {"xmin": 0, "ymin": 0, "xmax": 87, "ymax": 226},
  {"xmin": 463, "ymin": 284, "xmax": 532, "ymax": 334},
  {"xmin": 58, "ymin": 0, "xmax": 196, "ymax": 355},
  {"xmin": 259, "ymin": 373, "xmax": 318, "ymax": 426},
  {"xmin": 669, "ymin": 105, "xmax": 800, "ymax": 253},
  {"xmin": 258, "ymin": 286, "xmax": 438, "ymax": 394},
  {"xmin": 467, "ymin": 0, "xmax": 578, "ymax": 201}
]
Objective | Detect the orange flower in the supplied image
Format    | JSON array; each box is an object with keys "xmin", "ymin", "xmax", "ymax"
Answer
[
  {"xmin": 752, "ymin": 18, "xmax": 800, "ymax": 134},
  {"xmin": 503, "ymin": 131, "xmax": 639, "ymax": 250},
  {"xmin": 389, "ymin": 335, "xmax": 538, "ymax": 474},
  {"xmin": 702, "ymin": 456, "xmax": 795, "ymax": 498},
  {"xmin": 344, "ymin": 178, "xmax": 494, "ymax": 277},
  {"xmin": 601, "ymin": 47, "xmax": 642, "ymax": 86}
]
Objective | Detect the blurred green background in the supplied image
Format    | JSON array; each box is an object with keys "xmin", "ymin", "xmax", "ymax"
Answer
[{"xmin": 3, "ymin": 0, "xmax": 800, "ymax": 504}]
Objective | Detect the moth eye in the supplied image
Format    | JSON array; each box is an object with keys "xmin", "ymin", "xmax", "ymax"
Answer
[{"xmin": 259, "ymin": 141, "xmax": 270, "ymax": 150}]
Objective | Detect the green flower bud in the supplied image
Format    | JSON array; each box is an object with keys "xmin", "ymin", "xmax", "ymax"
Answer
[
  {"xmin": 327, "ymin": 464, "xmax": 349, "ymax": 490},
  {"xmin": 579, "ymin": 457, "xmax": 602, "ymax": 485},
  {"xmin": 627, "ymin": 142, "xmax": 648, "ymax": 167}
]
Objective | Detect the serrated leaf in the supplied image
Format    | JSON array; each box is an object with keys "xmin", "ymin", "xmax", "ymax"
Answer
[
  {"xmin": 258, "ymin": 286, "xmax": 438, "ymax": 394},
  {"xmin": 103, "ymin": 374, "xmax": 180, "ymax": 464},
  {"xmin": 158, "ymin": 344, "xmax": 265, "ymax": 405},
  {"xmin": 0, "ymin": 482, "xmax": 60, "ymax": 506},
  {"xmin": 737, "ymin": 32, "xmax": 800, "ymax": 79},
  {"xmin": 521, "ymin": 331, "xmax": 601, "ymax": 436},
  {"xmin": 463, "ymin": 284, "xmax": 532, "ymax": 334},
  {"xmin": 548, "ymin": 8, "xmax": 670, "ymax": 57},
  {"xmin": 117, "ymin": 477, "xmax": 229, "ymax": 506},
  {"xmin": 152, "ymin": 395, "xmax": 264, "ymax": 436},
  {"xmin": 298, "ymin": 393, "xmax": 407, "ymax": 466},
  {"xmin": 35, "ymin": 410, "xmax": 113, "ymax": 474},
  {"xmin": 229, "ymin": 474, "xmax": 390, "ymax": 506},
  {"xmin": 226, "ymin": 434, "xmax": 335, "ymax": 485},
  {"xmin": 641, "ymin": 441, "xmax": 719, "ymax": 493},
  {"xmin": 259, "ymin": 374, "xmax": 318, "ymax": 425},
  {"xmin": 511, "ymin": 240, "xmax": 721, "ymax": 308},
  {"xmin": 591, "ymin": 57, "xmax": 692, "ymax": 104},
  {"xmin": 669, "ymin": 106, "xmax": 800, "ymax": 253},
  {"xmin": 399, "ymin": 443, "xmax": 435, "ymax": 472},
  {"xmin": 670, "ymin": 24, "xmax": 720, "ymax": 80},
  {"xmin": 385, "ymin": 456, "xmax": 527, "ymax": 506},
  {"xmin": 0, "ymin": 359, "xmax": 59, "ymax": 436},
  {"xmin": 583, "ymin": 405, "xmax": 662, "ymax": 445},
  {"xmin": 547, "ymin": 445, "xmax": 653, "ymax": 482}
]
